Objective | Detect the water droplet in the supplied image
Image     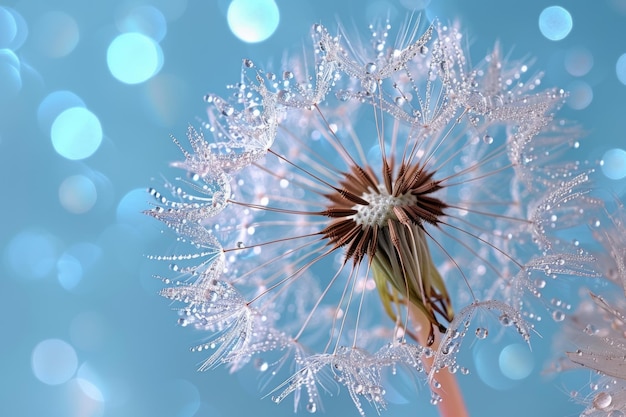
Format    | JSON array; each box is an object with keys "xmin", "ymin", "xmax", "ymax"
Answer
[
  {"xmin": 243, "ymin": 58, "xmax": 254, "ymax": 68},
  {"xmin": 584, "ymin": 324, "xmax": 597, "ymax": 335},
  {"xmin": 237, "ymin": 241, "xmax": 245, "ymax": 249},
  {"xmin": 552, "ymin": 310, "xmax": 565, "ymax": 322},
  {"xmin": 336, "ymin": 90, "xmax": 350, "ymax": 101},
  {"xmin": 306, "ymin": 402, "xmax": 317, "ymax": 413},
  {"xmin": 420, "ymin": 45, "xmax": 428, "ymax": 55},
  {"xmin": 222, "ymin": 105, "xmax": 234, "ymax": 116},
  {"xmin": 593, "ymin": 392, "xmax": 612, "ymax": 410},
  {"xmin": 475, "ymin": 327, "xmax": 488, "ymax": 339},
  {"xmin": 177, "ymin": 318, "xmax": 188, "ymax": 327},
  {"xmin": 483, "ymin": 134, "xmax": 493, "ymax": 144},
  {"xmin": 361, "ymin": 77, "xmax": 377, "ymax": 93},
  {"xmin": 254, "ymin": 358, "xmax": 269, "ymax": 372},
  {"xmin": 283, "ymin": 71, "xmax": 293, "ymax": 80},
  {"xmin": 499, "ymin": 315, "xmax": 512, "ymax": 326},
  {"xmin": 364, "ymin": 62, "xmax": 377, "ymax": 74}
]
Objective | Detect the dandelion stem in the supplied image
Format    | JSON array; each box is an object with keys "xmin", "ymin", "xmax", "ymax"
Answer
[{"xmin": 410, "ymin": 304, "xmax": 469, "ymax": 417}]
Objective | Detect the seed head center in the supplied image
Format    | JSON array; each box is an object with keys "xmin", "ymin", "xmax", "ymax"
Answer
[{"xmin": 352, "ymin": 186, "xmax": 416, "ymax": 227}]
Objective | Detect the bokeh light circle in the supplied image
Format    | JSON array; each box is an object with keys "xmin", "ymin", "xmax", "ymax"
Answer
[
  {"xmin": 31, "ymin": 339, "xmax": 78, "ymax": 385},
  {"xmin": 564, "ymin": 47, "xmax": 593, "ymax": 76},
  {"xmin": 33, "ymin": 11, "xmax": 80, "ymax": 58},
  {"xmin": 4, "ymin": 7, "xmax": 27, "ymax": 49},
  {"xmin": 107, "ymin": 32, "xmax": 163, "ymax": 84},
  {"xmin": 498, "ymin": 343, "xmax": 534, "ymax": 380},
  {"xmin": 57, "ymin": 253, "xmax": 83, "ymax": 290},
  {"xmin": 59, "ymin": 174, "xmax": 98, "ymax": 214},
  {"xmin": 227, "ymin": 0, "xmax": 279, "ymax": 43},
  {"xmin": 566, "ymin": 80, "xmax": 593, "ymax": 110},
  {"xmin": 616, "ymin": 53, "xmax": 626, "ymax": 85},
  {"xmin": 0, "ymin": 48, "xmax": 19, "ymax": 68},
  {"xmin": 0, "ymin": 60, "xmax": 21, "ymax": 99},
  {"xmin": 37, "ymin": 90, "xmax": 86, "ymax": 132},
  {"xmin": 538, "ymin": 6, "xmax": 573, "ymax": 41},
  {"xmin": 116, "ymin": 188, "xmax": 162, "ymax": 240},
  {"xmin": 164, "ymin": 379, "xmax": 201, "ymax": 417},
  {"xmin": 65, "ymin": 378, "xmax": 105, "ymax": 417},
  {"xmin": 57, "ymin": 242, "xmax": 102, "ymax": 292},
  {"xmin": 601, "ymin": 148, "xmax": 626, "ymax": 180},
  {"xmin": 151, "ymin": 0, "xmax": 188, "ymax": 21},
  {"xmin": 51, "ymin": 107, "xmax": 103, "ymax": 160},
  {"xmin": 76, "ymin": 377, "xmax": 105, "ymax": 403},
  {"xmin": 76, "ymin": 362, "xmax": 106, "ymax": 402},
  {"xmin": 5, "ymin": 229, "xmax": 59, "ymax": 280},
  {"xmin": 0, "ymin": 7, "xmax": 17, "ymax": 48},
  {"xmin": 473, "ymin": 343, "xmax": 516, "ymax": 390},
  {"xmin": 118, "ymin": 6, "xmax": 167, "ymax": 42}
]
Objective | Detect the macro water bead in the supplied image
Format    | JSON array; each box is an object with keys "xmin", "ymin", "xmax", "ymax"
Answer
[{"xmin": 148, "ymin": 16, "xmax": 595, "ymax": 415}]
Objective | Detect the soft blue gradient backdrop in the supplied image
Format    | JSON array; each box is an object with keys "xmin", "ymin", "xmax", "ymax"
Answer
[{"xmin": 2, "ymin": 1, "xmax": 625, "ymax": 416}]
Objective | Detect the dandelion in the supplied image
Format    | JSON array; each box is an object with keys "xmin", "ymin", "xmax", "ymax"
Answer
[
  {"xmin": 148, "ymin": 15, "xmax": 595, "ymax": 416},
  {"xmin": 555, "ymin": 205, "xmax": 626, "ymax": 416}
]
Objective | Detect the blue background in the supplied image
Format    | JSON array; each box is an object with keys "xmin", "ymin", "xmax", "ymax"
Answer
[{"xmin": 2, "ymin": 0, "xmax": 625, "ymax": 416}]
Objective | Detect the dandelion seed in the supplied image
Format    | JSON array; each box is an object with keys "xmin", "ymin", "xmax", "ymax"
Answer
[
  {"xmin": 148, "ymin": 15, "xmax": 594, "ymax": 415},
  {"xmin": 554, "ymin": 205, "xmax": 626, "ymax": 415}
]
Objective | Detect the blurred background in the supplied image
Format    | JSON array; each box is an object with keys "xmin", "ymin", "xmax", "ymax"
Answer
[{"xmin": 2, "ymin": 0, "xmax": 626, "ymax": 416}]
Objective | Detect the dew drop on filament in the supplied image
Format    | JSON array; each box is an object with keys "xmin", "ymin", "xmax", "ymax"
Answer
[
  {"xmin": 552, "ymin": 310, "xmax": 565, "ymax": 322},
  {"xmin": 254, "ymin": 357, "xmax": 269, "ymax": 372},
  {"xmin": 361, "ymin": 77, "xmax": 377, "ymax": 93},
  {"xmin": 592, "ymin": 392, "xmax": 612, "ymax": 410},
  {"xmin": 475, "ymin": 327, "xmax": 488, "ymax": 339},
  {"xmin": 364, "ymin": 62, "xmax": 377, "ymax": 74},
  {"xmin": 499, "ymin": 315, "xmax": 512, "ymax": 326}
]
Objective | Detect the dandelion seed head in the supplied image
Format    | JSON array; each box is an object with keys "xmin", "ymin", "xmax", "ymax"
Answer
[{"xmin": 148, "ymin": 14, "xmax": 596, "ymax": 414}]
